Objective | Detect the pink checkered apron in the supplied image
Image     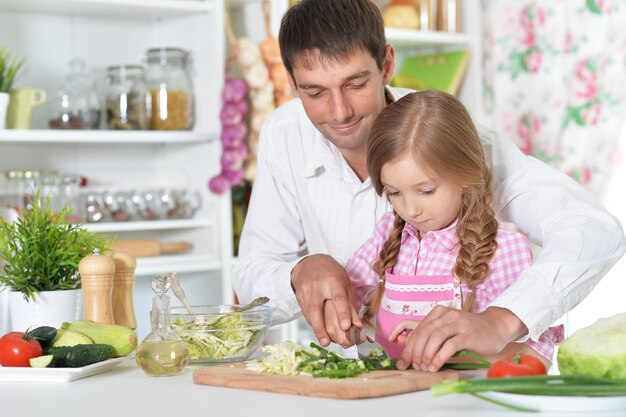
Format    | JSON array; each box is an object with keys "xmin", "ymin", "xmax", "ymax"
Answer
[{"xmin": 375, "ymin": 270, "xmax": 463, "ymax": 358}]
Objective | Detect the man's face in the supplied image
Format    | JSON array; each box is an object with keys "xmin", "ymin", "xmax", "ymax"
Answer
[{"xmin": 288, "ymin": 47, "xmax": 395, "ymax": 156}]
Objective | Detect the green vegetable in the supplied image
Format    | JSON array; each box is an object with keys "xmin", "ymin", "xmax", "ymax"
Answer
[
  {"xmin": 297, "ymin": 343, "xmax": 369, "ymax": 378},
  {"xmin": 557, "ymin": 312, "xmax": 626, "ymax": 380},
  {"xmin": 46, "ymin": 344, "xmax": 114, "ymax": 367},
  {"xmin": 52, "ymin": 329, "xmax": 93, "ymax": 347},
  {"xmin": 26, "ymin": 326, "xmax": 57, "ymax": 348},
  {"xmin": 246, "ymin": 342, "xmax": 397, "ymax": 378},
  {"xmin": 61, "ymin": 320, "xmax": 137, "ymax": 357},
  {"xmin": 29, "ymin": 354, "xmax": 55, "ymax": 368},
  {"xmin": 431, "ymin": 374, "xmax": 626, "ymax": 397},
  {"xmin": 172, "ymin": 313, "xmax": 261, "ymax": 361},
  {"xmin": 441, "ymin": 349, "xmax": 491, "ymax": 370}
]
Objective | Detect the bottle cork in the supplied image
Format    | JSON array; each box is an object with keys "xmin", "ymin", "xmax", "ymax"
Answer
[
  {"xmin": 111, "ymin": 251, "xmax": 137, "ymax": 329},
  {"xmin": 79, "ymin": 249, "xmax": 116, "ymax": 324}
]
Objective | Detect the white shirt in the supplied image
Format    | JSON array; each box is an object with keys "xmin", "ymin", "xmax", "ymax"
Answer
[{"xmin": 232, "ymin": 87, "xmax": 626, "ymax": 341}]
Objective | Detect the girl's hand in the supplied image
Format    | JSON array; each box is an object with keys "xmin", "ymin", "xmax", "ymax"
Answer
[{"xmin": 388, "ymin": 319, "xmax": 419, "ymax": 345}]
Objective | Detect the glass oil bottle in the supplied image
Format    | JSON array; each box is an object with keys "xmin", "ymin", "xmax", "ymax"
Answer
[{"xmin": 136, "ymin": 273, "xmax": 190, "ymax": 376}]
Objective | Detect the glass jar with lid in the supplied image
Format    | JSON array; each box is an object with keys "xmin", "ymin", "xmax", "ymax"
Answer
[
  {"xmin": 48, "ymin": 60, "xmax": 101, "ymax": 129},
  {"xmin": 3, "ymin": 170, "xmax": 25, "ymax": 213},
  {"xmin": 105, "ymin": 65, "xmax": 148, "ymax": 130},
  {"xmin": 145, "ymin": 48, "xmax": 194, "ymax": 130}
]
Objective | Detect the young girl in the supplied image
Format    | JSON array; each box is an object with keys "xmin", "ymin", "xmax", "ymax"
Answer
[{"xmin": 346, "ymin": 90, "xmax": 563, "ymax": 368}]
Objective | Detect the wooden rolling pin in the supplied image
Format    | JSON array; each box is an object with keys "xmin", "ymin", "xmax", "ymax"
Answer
[{"xmin": 112, "ymin": 239, "xmax": 192, "ymax": 258}]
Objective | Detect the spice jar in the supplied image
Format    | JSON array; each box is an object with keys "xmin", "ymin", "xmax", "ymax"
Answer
[
  {"xmin": 59, "ymin": 174, "xmax": 84, "ymax": 223},
  {"xmin": 48, "ymin": 60, "xmax": 101, "ymax": 129},
  {"xmin": 105, "ymin": 65, "xmax": 148, "ymax": 130},
  {"xmin": 3, "ymin": 170, "xmax": 24, "ymax": 213},
  {"xmin": 145, "ymin": 48, "xmax": 194, "ymax": 130}
]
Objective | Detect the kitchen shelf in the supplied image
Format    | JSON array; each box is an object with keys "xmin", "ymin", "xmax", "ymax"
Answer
[
  {"xmin": 385, "ymin": 28, "xmax": 471, "ymax": 49},
  {"xmin": 228, "ymin": 0, "xmax": 260, "ymax": 6},
  {"xmin": 136, "ymin": 254, "xmax": 221, "ymax": 276},
  {"xmin": 0, "ymin": 0, "xmax": 232, "ymax": 339},
  {"xmin": 0, "ymin": 0, "xmax": 213, "ymax": 19},
  {"xmin": 0, "ymin": 130, "xmax": 215, "ymax": 144},
  {"xmin": 85, "ymin": 218, "xmax": 212, "ymax": 233}
]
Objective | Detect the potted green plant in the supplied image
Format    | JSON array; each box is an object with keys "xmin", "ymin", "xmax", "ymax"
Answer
[
  {"xmin": 0, "ymin": 192, "xmax": 111, "ymax": 330},
  {"xmin": 0, "ymin": 47, "xmax": 24, "ymax": 129}
]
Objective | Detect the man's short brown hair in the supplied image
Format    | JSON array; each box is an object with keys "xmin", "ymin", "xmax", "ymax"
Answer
[{"xmin": 278, "ymin": 0, "xmax": 387, "ymax": 78}]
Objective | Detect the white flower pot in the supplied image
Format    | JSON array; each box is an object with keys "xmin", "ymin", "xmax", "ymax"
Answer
[
  {"xmin": 0, "ymin": 287, "xmax": 9, "ymax": 335},
  {"xmin": 0, "ymin": 92, "xmax": 9, "ymax": 129},
  {"xmin": 8, "ymin": 289, "xmax": 83, "ymax": 331}
]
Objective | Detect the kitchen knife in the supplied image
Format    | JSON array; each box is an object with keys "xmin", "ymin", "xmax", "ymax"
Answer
[{"xmin": 342, "ymin": 326, "xmax": 362, "ymax": 359}]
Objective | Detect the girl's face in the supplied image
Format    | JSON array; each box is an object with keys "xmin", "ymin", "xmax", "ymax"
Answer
[{"xmin": 380, "ymin": 154, "xmax": 463, "ymax": 237}]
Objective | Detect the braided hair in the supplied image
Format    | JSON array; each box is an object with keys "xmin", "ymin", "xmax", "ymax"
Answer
[{"xmin": 363, "ymin": 90, "xmax": 498, "ymax": 323}]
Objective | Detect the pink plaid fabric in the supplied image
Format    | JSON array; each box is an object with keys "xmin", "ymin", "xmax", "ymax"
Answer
[{"xmin": 346, "ymin": 212, "xmax": 563, "ymax": 361}]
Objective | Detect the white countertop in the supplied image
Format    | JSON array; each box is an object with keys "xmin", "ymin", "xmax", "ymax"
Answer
[{"xmin": 0, "ymin": 359, "xmax": 623, "ymax": 417}]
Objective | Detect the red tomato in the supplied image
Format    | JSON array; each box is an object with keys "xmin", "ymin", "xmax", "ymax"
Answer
[
  {"xmin": 487, "ymin": 354, "xmax": 547, "ymax": 378},
  {"xmin": 0, "ymin": 331, "xmax": 44, "ymax": 367}
]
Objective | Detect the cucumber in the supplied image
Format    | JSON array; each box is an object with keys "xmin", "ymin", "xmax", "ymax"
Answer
[
  {"xmin": 61, "ymin": 320, "xmax": 137, "ymax": 357},
  {"xmin": 29, "ymin": 355, "xmax": 55, "ymax": 368},
  {"xmin": 26, "ymin": 326, "xmax": 57, "ymax": 348},
  {"xmin": 46, "ymin": 344, "xmax": 114, "ymax": 368}
]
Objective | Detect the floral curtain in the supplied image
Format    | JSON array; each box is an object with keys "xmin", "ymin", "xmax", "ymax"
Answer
[{"xmin": 481, "ymin": 0, "xmax": 626, "ymax": 194}]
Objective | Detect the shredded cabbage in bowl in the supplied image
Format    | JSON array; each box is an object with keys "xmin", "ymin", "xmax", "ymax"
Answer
[{"xmin": 172, "ymin": 313, "xmax": 265, "ymax": 363}]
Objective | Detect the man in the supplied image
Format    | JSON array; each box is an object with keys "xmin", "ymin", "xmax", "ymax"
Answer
[{"xmin": 232, "ymin": 0, "xmax": 626, "ymax": 371}]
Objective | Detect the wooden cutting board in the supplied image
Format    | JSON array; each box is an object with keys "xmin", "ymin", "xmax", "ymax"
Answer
[
  {"xmin": 112, "ymin": 239, "xmax": 191, "ymax": 257},
  {"xmin": 193, "ymin": 363, "xmax": 459, "ymax": 399}
]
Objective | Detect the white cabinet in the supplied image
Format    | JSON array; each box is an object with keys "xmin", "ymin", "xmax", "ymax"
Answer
[{"xmin": 0, "ymin": 0, "xmax": 233, "ymax": 339}]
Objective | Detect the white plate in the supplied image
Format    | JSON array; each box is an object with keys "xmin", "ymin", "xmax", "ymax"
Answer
[
  {"xmin": 0, "ymin": 356, "xmax": 130, "ymax": 383},
  {"xmin": 481, "ymin": 391, "xmax": 626, "ymax": 413}
]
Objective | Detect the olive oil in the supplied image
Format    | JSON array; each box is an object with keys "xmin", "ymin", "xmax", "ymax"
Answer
[
  {"xmin": 136, "ymin": 340, "xmax": 189, "ymax": 376},
  {"xmin": 136, "ymin": 273, "xmax": 190, "ymax": 377}
]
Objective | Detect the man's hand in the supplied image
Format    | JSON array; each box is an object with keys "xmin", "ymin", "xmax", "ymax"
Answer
[
  {"xmin": 395, "ymin": 306, "xmax": 528, "ymax": 372},
  {"xmin": 291, "ymin": 254, "xmax": 362, "ymax": 346}
]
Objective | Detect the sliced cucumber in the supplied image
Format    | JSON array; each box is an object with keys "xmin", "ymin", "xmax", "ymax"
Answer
[{"xmin": 29, "ymin": 355, "xmax": 55, "ymax": 368}]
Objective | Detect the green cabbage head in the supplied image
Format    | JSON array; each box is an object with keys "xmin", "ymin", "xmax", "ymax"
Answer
[{"xmin": 557, "ymin": 312, "xmax": 626, "ymax": 380}]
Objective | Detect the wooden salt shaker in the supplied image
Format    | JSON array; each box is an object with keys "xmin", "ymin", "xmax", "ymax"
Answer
[
  {"xmin": 111, "ymin": 251, "xmax": 137, "ymax": 329},
  {"xmin": 79, "ymin": 249, "xmax": 116, "ymax": 324}
]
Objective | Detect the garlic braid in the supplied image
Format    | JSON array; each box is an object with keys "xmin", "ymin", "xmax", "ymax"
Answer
[
  {"xmin": 454, "ymin": 171, "xmax": 498, "ymax": 312},
  {"xmin": 362, "ymin": 212, "xmax": 406, "ymax": 328}
]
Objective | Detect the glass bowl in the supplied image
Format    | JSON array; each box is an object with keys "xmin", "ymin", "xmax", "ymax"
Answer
[{"xmin": 169, "ymin": 304, "xmax": 272, "ymax": 365}]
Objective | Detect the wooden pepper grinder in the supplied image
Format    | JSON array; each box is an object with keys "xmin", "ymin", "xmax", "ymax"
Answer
[
  {"xmin": 79, "ymin": 248, "xmax": 115, "ymax": 324},
  {"xmin": 111, "ymin": 251, "xmax": 137, "ymax": 329}
]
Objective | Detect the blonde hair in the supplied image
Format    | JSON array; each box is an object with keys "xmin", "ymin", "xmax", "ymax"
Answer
[{"xmin": 362, "ymin": 90, "xmax": 498, "ymax": 326}]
